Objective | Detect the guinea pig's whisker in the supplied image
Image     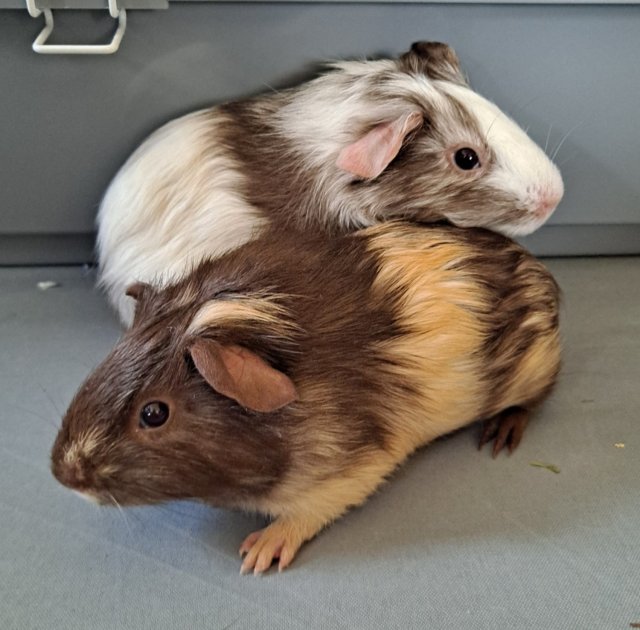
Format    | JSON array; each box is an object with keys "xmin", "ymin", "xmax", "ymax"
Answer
[
  {"xmin": 556, "ymin": 153, "xmax": 576, "ymax": 168},
  {"xmin": 38, "ymin": 384, "xmax": 63, "ymax": 418},
  {"xmin": 551, "ymin": 121, "xmax": 585, "ymax": 161},
  {"xmin": 484, "ymin": 112, "xmax": 503, "ymax": 142},
  {"xmin": 11, "ymin": 402, "xmax": 60, "ymax": 431},
  {"xmin": 507, "ymin": 93, "xmax": 544, "ymax": 118},
  {"xmin": 107, "ymin": 491, "xmax": 134, "ymax": 537},
  {"xmin": 544, "ymin": 124, "xmax": 553, "ymax": 155},
  {"xmin": 260, "ymin": 82, "xmax": 281, "ymax": 95},
  {"xmin": 514, "ymin": 94, "xmax": 544, "ymax": 112}
]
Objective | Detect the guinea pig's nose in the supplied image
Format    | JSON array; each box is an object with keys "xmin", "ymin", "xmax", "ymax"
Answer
[
  {"xmin": 52, "ymin": 457, "xmax": 94, "ymax": 491},
  {"xmin": 534, "ymin": 189, "xmax": 563, "ymax": 218}
]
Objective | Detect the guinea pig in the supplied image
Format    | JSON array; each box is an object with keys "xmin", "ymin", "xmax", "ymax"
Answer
[
  {"xmin": 96, "ymin": 41, "xmax": 564, "ymax": 326},
  {"xmin": 53, "ymin": 223, "xmax": 561, "ymax": 574}
]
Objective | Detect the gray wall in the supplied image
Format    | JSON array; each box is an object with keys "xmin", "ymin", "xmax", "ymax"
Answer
[{"xmin": 2, "ymin": 2, "xmax": 640, "ymax": 262}]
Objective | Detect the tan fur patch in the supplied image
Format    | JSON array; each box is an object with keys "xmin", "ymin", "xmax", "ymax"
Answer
[
  {"xmin": 497, "ymin": 331, "xmax": 561, "ymax": 413},
  {"xmin": 79, "ymin": 426, "xmax": 105, "ymax": 457},
  {"xmin": 187, "ymin": 294, "xmax": 297, "ymax": 335},
  {"xmin": 63, "ymin": 426, "xmax": 105, "ymax": 464},
  {"xmin": 365, "ymin": 225, "xmax": 489, "ymax": 458},
  {"xmin": 63, "ymin": 443, "xmax": 80, "ymax": 465},
  {"xmin": 98, "ymin": 464, "xmax": 119, "ymax": 477},
  {"xmin": 262, "ymin": 447, "xmax": 402, "ymax": 525},
  {"xmin": 240, "ymin": 446, "xmax": 412, "ymax": 572}
]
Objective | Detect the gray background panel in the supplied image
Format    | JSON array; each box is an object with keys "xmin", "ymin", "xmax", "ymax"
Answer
[
  {"xmin": 1, "ymin": 3, "xmax": 640, "ymax": 256},
  {"xmin": 5, "ymin": 0, "xmax": 640, "ymax": 6}
]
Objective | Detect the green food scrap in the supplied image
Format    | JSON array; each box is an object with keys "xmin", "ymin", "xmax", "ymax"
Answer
[{"xmin": 529, "ymin": 461, "xmax": 561, "ymax": 474}]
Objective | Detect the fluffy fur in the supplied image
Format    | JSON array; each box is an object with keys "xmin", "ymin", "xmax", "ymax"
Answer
[
  {"xmin": 53, "ymin": 222, "xmax": 561, "ymax": 574},
  {"xmin": 96, "ymin": 42, "xmax": 563, "ymax": 325}
]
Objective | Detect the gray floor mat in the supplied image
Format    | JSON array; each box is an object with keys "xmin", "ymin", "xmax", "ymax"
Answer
[{"xmin": 1, "ymin": 259, "xmax": 638, "ymax": 629}]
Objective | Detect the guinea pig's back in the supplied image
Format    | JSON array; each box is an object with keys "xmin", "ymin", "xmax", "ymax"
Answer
[
  {"xmin": 97, "ymin": 109, "xmax": 267, "ymax": 325},
  {"xmin": 358, "ymin": 223, "xmax": 560, "ymax": 457},
  {"xmin": 173, "ymin": 223, "xmax": 560, "ymax": 520},
  {"xmin": 185, "ymin": 222, "xmax": 559, "ymax": 475}
]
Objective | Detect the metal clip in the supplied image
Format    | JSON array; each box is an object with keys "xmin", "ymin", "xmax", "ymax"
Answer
[{"xmin": 26, "ymin": 0, "xmax": 127, "ymax": 55}]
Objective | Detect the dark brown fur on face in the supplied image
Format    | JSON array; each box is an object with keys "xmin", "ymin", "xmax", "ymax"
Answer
[
  {"xmin": 53, "ymin": 223, "xmax": 560, "ymax": 573},
  {"xmin": 53, "ymin": 231, "xmax": 399, "ymax": 507}
]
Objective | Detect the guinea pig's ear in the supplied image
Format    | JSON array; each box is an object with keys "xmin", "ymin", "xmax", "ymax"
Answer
[
  {"xmin": 400, "ymin": 41, "xmax": 468, "ymax": 86},
  {"xmin": 125, "ymin": 282, "xmax": 154, "ymax": 324},
  {"xmin": 336, "ymin": 111, "xmax": 423, "ymax": 179},
  {"xmin": 189, "ymin": 337, "xmax": 298, "ymax": 413},
  {"xmin": 125, "ymin": 282, "xmax": 152, "ymax": 302}
]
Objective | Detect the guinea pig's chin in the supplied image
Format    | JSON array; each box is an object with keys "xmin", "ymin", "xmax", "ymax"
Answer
[
  {"xmin": 498, "ymin": 212, "xmax": 551, "ymax": 238},
  {"xmin": 72, "ymin": 489, "xmax": 104, "ymax": 505},
  {"xmin": 72, "ymin": 488, "xmax": 149, "ymax": 508}
]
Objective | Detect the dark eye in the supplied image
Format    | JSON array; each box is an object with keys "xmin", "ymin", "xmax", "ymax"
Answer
[
  {"xmin": 454, "ymin": 147, "xmax": 480, "ymax": 170},
  {"xmin": 139, "ymin": 401, "xmax": 169, "ymax": 428}
]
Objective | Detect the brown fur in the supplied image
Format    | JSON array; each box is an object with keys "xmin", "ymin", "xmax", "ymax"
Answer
[
  {"xmin": 97, "ymin": 41, "xmax": 563, "ymax": 327},
  {"xmin": 52, "ymin": 223, "xmax": 560, "ymax": 570},
  {"xmin": 399, "ymin": 42, "xmax": 468, "ymax": 85},
  {"xmin": 214, "ymin": 45, "xmax": 527, "ymax": 235}
]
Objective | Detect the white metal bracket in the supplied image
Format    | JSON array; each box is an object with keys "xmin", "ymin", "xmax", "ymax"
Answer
[{"xmin": 26, "ymin": 0, "xmax": 127, "ymax": 54}]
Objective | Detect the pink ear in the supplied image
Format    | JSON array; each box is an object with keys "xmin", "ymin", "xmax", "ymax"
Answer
[
  {"xmin": 336, "ymin": 111, "xmax": 423, "ymax": 179},
  {"xmin": 190, "ymin": 338, "xmax": 298, "ymax": 413}
]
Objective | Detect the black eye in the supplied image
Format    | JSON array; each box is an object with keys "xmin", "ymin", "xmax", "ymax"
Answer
[
  {"xmin": 454, "ymin": 147, "xmax": 480, "ymax": 170},
  {"xmin": 139, "ymin": 401, "xmax": 169, "ymax": 428}
]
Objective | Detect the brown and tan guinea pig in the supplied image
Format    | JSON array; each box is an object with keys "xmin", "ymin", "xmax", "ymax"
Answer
[{"xmin": 52, "ymin": 222, "xmax": 560, "ymax": 574}]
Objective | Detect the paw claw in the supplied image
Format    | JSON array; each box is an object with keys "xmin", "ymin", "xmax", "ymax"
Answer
[
  {"xmin": 238, "ymin": 520, "xmax": 305, "ymax": 575},
  {"xmin": 278, "ymin": 547, "xmax": 294, "ymax": 573},
  {"xmin": 478, "ymin": 416, "xmax": 500, "ymax": 450},
  {"xmin": 479, "ymin": 408, "xmax": 530, "ymax": 457},
  {"xmin": 238, "ymin": 530, "xmax": 262, "ymax": 558}
]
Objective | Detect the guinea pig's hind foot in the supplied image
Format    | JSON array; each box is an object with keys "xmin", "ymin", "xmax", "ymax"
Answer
[{"xmin": 478, "ymin": 407, "xmax": 529, "ymax": 458}]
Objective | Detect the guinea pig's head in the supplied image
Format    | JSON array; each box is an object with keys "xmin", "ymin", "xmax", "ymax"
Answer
[
  {"xmin": 333, "ymin": 41, "xmax": 564, "ymax": 236},
  {"xmin": 51, "ymin": 281, "xmax": 298, "ymax": 508}
]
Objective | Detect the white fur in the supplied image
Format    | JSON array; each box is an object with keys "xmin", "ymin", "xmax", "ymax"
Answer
[
  {"xmin": 97, "ymin": 111, "xmax": 266, "ymax": 325},
  {"xmin": 274, "ymin": 69, "xmax": 563, "ymax": 234},
  {"xmin": 439, "ymin": 82, "xmax": 564, "ymax": 235},
  {"xmin": 97, "ymin": 57, "xmax": 563, "ymax": 325},
  {"xmin": 274, "ymin": 60, "xmax": 424, "ymax": 167},
  {"xmin": 72, "ymin": 490, "xmax": 100, "ymax": 505}
]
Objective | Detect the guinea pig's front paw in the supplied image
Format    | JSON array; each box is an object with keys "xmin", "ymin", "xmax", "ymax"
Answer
[{"xmin": 238, "ymin": 518, "xmax": 309, "ymax": 575}]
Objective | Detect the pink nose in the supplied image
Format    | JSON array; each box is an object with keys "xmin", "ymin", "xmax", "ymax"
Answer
[{"xmin": 535, "ymin": 192, "xmax": 562, "ymax": 218}]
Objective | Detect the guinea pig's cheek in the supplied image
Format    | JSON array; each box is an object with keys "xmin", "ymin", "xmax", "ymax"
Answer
[{"xmin": 129, "ymin": 422, "xmax": 172, "ymax": 444}]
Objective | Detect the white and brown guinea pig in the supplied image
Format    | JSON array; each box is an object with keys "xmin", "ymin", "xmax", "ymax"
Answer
[
  {"xmin": 53, "ymin": 223, "xmax": 561, "ymax": 574},
  {"xmin": 97, "ymin": 41, "xmax": 564, "ymax": 326}
]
